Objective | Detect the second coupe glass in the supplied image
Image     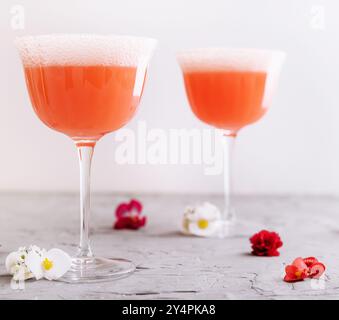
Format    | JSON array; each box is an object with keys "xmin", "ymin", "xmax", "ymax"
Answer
[{"xmin": 177, "ymin": 48, "xmax": 285, "ymax": 237}]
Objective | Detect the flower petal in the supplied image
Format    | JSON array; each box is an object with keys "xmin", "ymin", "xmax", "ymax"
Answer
[
  {"xmin": 193, "ymin": 202, "xmax": 221, "ymax": 221},
  {"xmin": 13, "ymin": 265, "xmax": 26, "ymax": 281},
  {"xmin": 29, "ymin": 245, "xmax": 42, "ymax": 253},
  {"xmin": 182, "ymin": 218, "xmax": 190, "ymax": 234},
  {"xmin": 183, "ymin": 208, "xmax": 196, "ymax": 223},
  {"xmin": 285, "ymin": 265, "xmax": 298, "ymax": 275},
  {"xmin": 26, "ymin": 250, "xmax": 44, "ymax": 280},
  {"xmin": 309, "ymin": 262, "xmax": 326, "ymax": 279},
  {"xmin": 128, "ymin": 199, "xmax": 142, "ymax": 215},
  {"xmin": 292, "ymin": 257, "xmax": 308, "ymax": 270},
  {"xmin": 114, "ymin": 215, "xmax": 146, "ymax": 230},
  {"xmin": 115, "ymin": 203, "xmax": 129, "ymax": 218},
  {"xmin": 43, "ymin": 249, "xmax": 71, "ymax": 280},
  {"xmin": 5, "ymin": 252, "xmax": 20, "ymax": 274},
  {"xmin": 303, "ymin": 257, "xmax": 318, "ymax": 267},
  {"xmin": 284, "ymin": 274, "xmax": 304, "ymax": 282},
  {"xmin": 188, "ymin": 220, "xmax": 220, "ymax": 237}
]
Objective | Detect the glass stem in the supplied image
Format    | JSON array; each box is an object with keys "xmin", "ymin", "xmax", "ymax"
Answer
[
  {"xmin": 222, "ymin": 132, "xmax": 236, "ymax": 222},
  {"xmin": 76, "ymin": 144, "xmax": 95, "ymax": 258}
]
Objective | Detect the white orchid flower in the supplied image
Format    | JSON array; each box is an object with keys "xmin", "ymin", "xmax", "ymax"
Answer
[
  {"xmin": 182, "ymin": 202, "xmax": 222, "ymax": 237},
  {"xmin": 26, "ymin": 248, "xmax": 71, "ymax": 281}
]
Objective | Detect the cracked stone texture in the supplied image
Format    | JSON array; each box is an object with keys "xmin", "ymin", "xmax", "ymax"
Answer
[{"xmin": 0, "ymin": 193, "xmax": 338, "ymax": 300}]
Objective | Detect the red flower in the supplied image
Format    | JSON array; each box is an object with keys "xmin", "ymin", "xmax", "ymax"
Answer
[
  {"xmin": 113, "ymin": 199, "xmax": 147, "ymax": 230},
  {"xmin": 284, "ymin": 257, "xmax": 326, "ymax": 283},
  {"xmin": 249, "ymin": 230, "xmax": 283, "ymax": 257},
  {"xmin": 303, "ymin": 256, "xmax": 318, "ymax": 267},
  {"xmin": 309, "ymin": 262, "xmax": 326, "ymax": 279},
  {"xmin": 284, "ymin": 258, "xmax": 309, "ymax": 282}
]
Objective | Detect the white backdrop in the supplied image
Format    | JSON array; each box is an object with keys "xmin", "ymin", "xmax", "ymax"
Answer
[{"xmin": 1, "ymin": 0, "xmax": 339, "ymax": 195}]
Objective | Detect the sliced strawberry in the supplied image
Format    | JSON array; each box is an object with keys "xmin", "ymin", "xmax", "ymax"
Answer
[
  {"xmin": 309, "ymin": 262, "xmax": 326, "ymax": 279},
  {"xmin": 303, "ymin": 257, "xmax": 318, "ymax": 267}
]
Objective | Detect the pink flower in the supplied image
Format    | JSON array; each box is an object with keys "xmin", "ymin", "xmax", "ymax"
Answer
[
  {"xmin": 113, "ymin": 199, "xmax": 147, "ymax": 230},
  {"xmin": 284, "ymin": 257, "xmax": 309, "ymax": 282},
  {"xmin": 284, "ymin": 257, "xmax": 326, "ymax": 282}
]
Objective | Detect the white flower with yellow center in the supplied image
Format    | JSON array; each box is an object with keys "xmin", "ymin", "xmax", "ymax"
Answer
[
  {"xmin": 182, "ymin": 202, "xmax": 222, "ymax": 237},
  {"xmin": 5, "ymin": 246, "xmax": 71, "ymax": 289},
  {"xmin": 26, "ymin": 248, "xmax": 71, "ymax": 281}
]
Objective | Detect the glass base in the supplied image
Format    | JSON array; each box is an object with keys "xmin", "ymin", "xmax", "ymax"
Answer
[
  {"xmin": 215, "ymin": 219, "xmax": 234, "ymax": 238},
  {"xmin": 59, "ymin": 257, "xmax": 135, "ymax": 283},
  {"xmin": 215, "ymin": 208, "xmax": 236, "ymax": 238},
  {"xmin": 218, "ymin": 215, "xmax": 269, "ymax": 239}
]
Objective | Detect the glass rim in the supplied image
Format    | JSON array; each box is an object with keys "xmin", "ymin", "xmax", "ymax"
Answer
[{"xmin": 15, "ymin": 33, "xmax": 157, "ymax": 44}]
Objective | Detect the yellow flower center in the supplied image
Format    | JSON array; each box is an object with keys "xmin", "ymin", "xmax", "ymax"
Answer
[
  {"xmin": 295, "ymin": 271, "xmax": 302, "ymax": 278},
  {"xmin": 42, "ymin": 258, "xmax": 53, "ymax": 271},
  {"xmin": 197, "ymin": 219, "xmax": 209, "ymax": 229}
]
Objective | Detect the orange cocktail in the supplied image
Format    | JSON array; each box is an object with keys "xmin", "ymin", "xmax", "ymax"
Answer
[
  {"xmin": 24, "ymin": 65, "xmax": 143, "ymax": 141},
  {"xmin": 182, "ymin": 70, "xmax": 267, "ymax": 132}
]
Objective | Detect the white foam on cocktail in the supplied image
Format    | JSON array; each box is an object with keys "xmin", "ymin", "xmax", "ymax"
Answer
[
  {"xmin": 16, "ymin": 34, "xmax": 156, "ymax": 98},
  {"xmin": 177, "ymin": 48, "xmax": 285, "ymax": 72},
  {"xmin": 177, "ymin": 48, "xmax": 286, "ymax": 108},
  {"xmin": 15, "ymin": 34, "xmax": 157, "ymax": 67}
]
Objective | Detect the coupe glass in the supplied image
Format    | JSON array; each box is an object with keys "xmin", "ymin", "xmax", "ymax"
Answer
[
  {"xmin": 16, "ymin": 34, "xmax": 156, "ymax": 282},
  {"xmin": 177, "ymin": 48, "xmax": 285, "ymax": 237}
]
